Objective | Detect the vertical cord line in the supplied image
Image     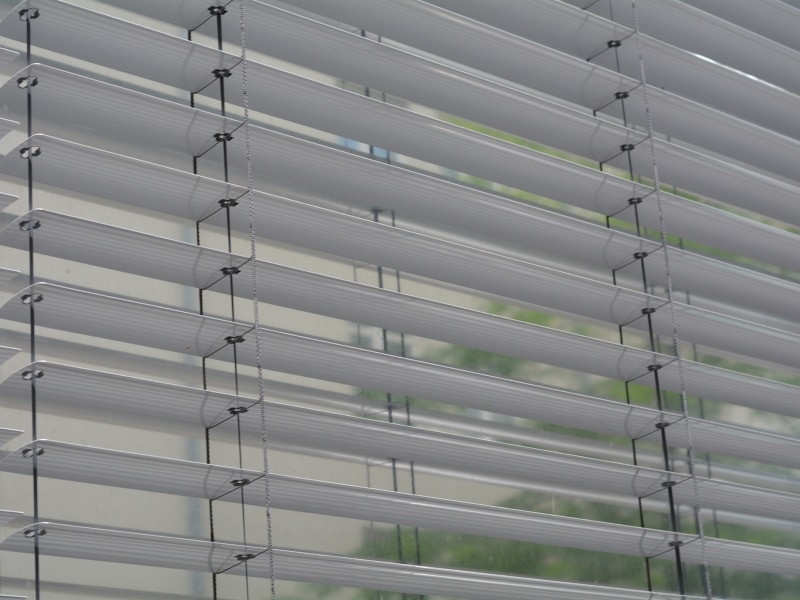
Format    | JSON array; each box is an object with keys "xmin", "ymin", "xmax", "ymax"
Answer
[
  {"xmin": 630, "ymin": 3, "xmax": 712, "ymax": 598},
  {"xmin": 22, "ymin": 11, "xmax": 42, "ymax": 600},
  {"xmin": 189, "ymin": 35, "xmax": 217, "ymax": 591},
  {"xmin": 236, "ymin": 413, "xmax": 252, "ymax": 600},
  {"xmin": 206, "ymin": 12, "xmax": 255, "ymax": 596},
  {"xmin": 237, "ymin": 2, "xmax": 277, "ymax": 598},
  {"xmin": 391, "ymin": 210, "xmax": 423, "ymax": 583},
  {"xmin": 603, "ymin": 93, "xmax": 654, "ymax": 594},
  {"xmin": 611, "ymin": 7, "xmax": 693, "ymax": 592},
  {"xmin": 624, "ymin": 359, "xmax": 653, "ymax": 591},
  {"xmin": 371, "ymin": 210, "xmax": 407, "ymax": 580},
  {"xmin": 682, "ymin": 281, "xmax": 726, "ymax": 598}
]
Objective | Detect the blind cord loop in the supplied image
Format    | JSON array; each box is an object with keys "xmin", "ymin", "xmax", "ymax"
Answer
[
  {"xmin": 237, "ymin": 1, "xmax": 278, "ymax": 598},
  {"xmin": 630, "ymin": 2, "xmax": 713, "ymax": 598}
]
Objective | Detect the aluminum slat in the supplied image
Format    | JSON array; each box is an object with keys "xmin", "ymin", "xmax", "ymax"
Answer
[
  {"xmin": 0, "ymin": 0, "xmax": 236, "ymax": 93},
  {"xmin": 1, "ymin": 363, "xmax": 796, "ymax": 525},
  {"xmin": 0, "ymin": 440, "xmax": 696, "ymax": 559},
  {"xmin": 6, "ymin": 133, "xmax": 800, "ymax": 343},
  {"xmin": 1, "ymin": 522, "xmax": 697, "ymax": 600}
]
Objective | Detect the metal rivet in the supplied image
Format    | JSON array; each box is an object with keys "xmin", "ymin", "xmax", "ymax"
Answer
[
  {"xmin": 23, "ymin": 528, "xmax": 46, "ymax": 538},
  {"xmin": 627, "ymin": 197, "xmax": 642, "ymax": 205},
  {"xmin": 633, "ymin": 251, "xmax": 648, "ymax": 260},
  {"xmin": 620, "ymin": 143, "xmax": 635, "ymax": 152},
  {"xmin": 16, "ymin": 76, "xmax": 38, "ymax": 89},
  {"xmin": 228, "ymin": 406, "xmax": 248, "ymax": 415},
  {"xmin": 19, "ymin": 146, "xmax": 41, "ymax": 159},
  {"xmin": 231, "ymin": 479, "xmax": 250, "ymax": 487},
  {"xmin": 661, "ymin": 480, "xmax": 675, "ymax": 488},
  {"xmin": 212, "ymin": 68, "xmax": 231, "ymax": 79},
  {"xmin": 218, "ymin": 198, "xmax": 238, "ymax": 208},
  {"xmin": 19, "ymin": 219, "xmax": 40, "ymax": 231},
  {"xmin": 641, "ymin": 307, "xmax": 656, "ymax": 315},
  {"xmin": 668, "ymin": 540, "xmax": 683, "ymax": 548},
  {"xmin": 221, "ymin": 266, "xmax": 240, "ymax": 276},
  {"xmin": 208, "ymin": 5, "xmax": 228, "ymax": 16},
  {"xmin": 18, "ymin": 8, "xmax": 40, "ymax": 20},
  {"xmin": 213, "ymin": 132, "xmax": 233, "ymax": 143},
  {"xmin": 225, "ymin": 335, "xmax": 245, "ymax": 345},
  {"xmin": 647, "ymin": 364, "xmax": 662, "ymax": 372},
  {"xmin": 607, "ymin": 40, "xmax": 622, "ymax": 48},
  {"xmin": 614, "ymin": 91, "xmax": 629, "ymax": 100},
  {"xmin": 235, "ymin": 553, "xmax": 255, "ymax": 561}
]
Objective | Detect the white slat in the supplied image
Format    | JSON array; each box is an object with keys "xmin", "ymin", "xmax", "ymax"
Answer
[
  {"xmin": 0, "ymin": 428, "xmax": 23, "ymax": 448},
  {"xmin": 1, "ymin": 360, "xmax": 798, "ymax": 524},
  {"xmin": 571, "ymin": 0, "xmax": 800, "ymax": 97},
  {"xmin": 0, "ymin": 0, "xmax": 235, "ymax": 92},
  {"xmin": 8, "ymin": 134, "xmax": 800, "ymax": 346},
  {"xmin": 6, "ymin": 439, "xmax": 798, "ymax": 574},
  {"xmin": 7, "ymin": 211, "xmax": 800, "ymax": 390},
  {"xmin": 0, "ymin": 440, "xmax": 696, "ymax": 559},
  {"xmin": 1, "ymin": 522, "xmax": 698, "ymax": 600}
]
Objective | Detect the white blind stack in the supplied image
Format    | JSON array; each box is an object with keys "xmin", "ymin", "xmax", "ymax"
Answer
[{"xmin": 0, "ymin": 1, "xmax": 798, "ymax": 599}]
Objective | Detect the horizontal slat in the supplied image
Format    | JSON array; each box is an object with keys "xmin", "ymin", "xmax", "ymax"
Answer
[
  {"xmin": 6, "ymin": 439, "xmax": 798, "ymax": 575},
  {"xmin": 10, "ymin": 210, "xmax": 800, "ymax": 382},
  {"xmin": 0, "ymin": 362, "xmax": 254, "ymax": 430},
  {"xmin": 0, "ymin": 193, "xmax": 17, "ymax": 211},
  {"xmin": 119, "ymin": 0, "xmax": 800, "ymax": 226},
  {"xmin": 6, "ymin": 216, "xmax": 665, "ymax": 386},
  {"xmin": 0, "ymin": 283, "xmax": 249, "ymax": 358},
  {"xmin": 0, "ymin": 117, "xmax": 19, "ymax": 142},
  {"xmin": 0, "ymin": 428, "xmax": 23, "ymax": 448},
  {"xmin": 608, "ymin": 123, "xmax": 800, "ymax": 228},
  {"xmin": 0, "ymin": 0, "xmax": 235, "ymax": 92},
  {"xmin": 572, "ymin": 0, "xmax": 800, "ymax": 97},
  {"xmin": 0, "ymin": 45, "xmax": 18, "ymax": 66},
  {"xmin": 0, "ymin": 65, "xmax": 237, "ymax": 158},
  {"xmin": 218, "ymin": 54, "xmax": 800, "ymax": 245},
  {"xmin": 0, "ymin": 68, "xmax": 651, "ymax": 270},
  {"xmin": 6, "ymin": 217, "xmax": 800, "ymax": 467},
  {"xmin": 2, "ymin": 361, "xmax": 796, "ymax": 497},
  {"xmin": 285, "ymin": 0, "xmax": 800, "ymax": 153},
  {"xmin": 1, "ymin": 212, "xmax": 245, "ymax": 290},
  {"xmin": 34, "ymin": 59, "xmax": 796, "ymax": 329},
  {"xmin": 1, "ymin": 362, "xmax": 798, "ymax": 525},
  {"xmin": 1, "ymin": 522, "xmax": 697, "ymax": 600},
  {"xmin": 0, "ymin": 289, "xmax": 669, "ymax": 442},
  {"xmin": 0, "ymin": 135, "xmax": 243, "ymax": 222},
  {"xmin": 4, "ymin": 238, "xmax": 800, "ymax": 421},
  {"xmin": 222, "ymin": 2, "xmax": 800, "ymax": 270},
  {"xmin": 0, "ymin": 440, "xmax": 697, "ymax": 559},
  {"xmin": 87, "ymin": 0, "xmax": 229, "ymax": 32},
  {"xmin": 0, "ymin": 268, "xmax": 22, "ymax": 289},
  {"xmin": 282, "ymin": 0, "xmax": 800, "ymax": 229},
  {"xmin": 0, "ymin": 510, "xmax": 23, "ymax": 528},
  {"xmin": 20, "ymin": 6, "xmax": 800, "ymax": 278},
  {"xmin": 214, "ymin": 41, "xmax": 646, "ymax": 168},
  {"xmin": 10, "ymin": 64, "xmax": 800, "ymax": 312},
  {"xmin": 678, "ymin": 0, "xmax": 800, "ymax": 53},
  {"xmin": 8, "ymin": 133, "xmax": 800, "ymax": 353},
  {"xmin": 0, "ymin": 346, "xmax": 20, "ymax": 369},
  {"xmin": 423, "ymin": 0, "xmax": 800, "ymax": 187},
  {"xmin": 102, "ymin": 0, "xmax": 800, "ymax": 239}
]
